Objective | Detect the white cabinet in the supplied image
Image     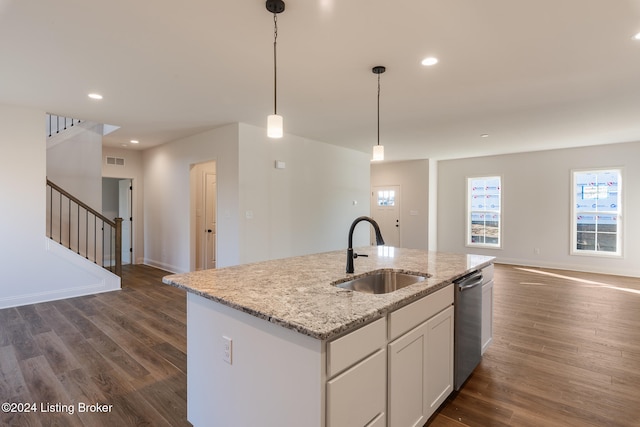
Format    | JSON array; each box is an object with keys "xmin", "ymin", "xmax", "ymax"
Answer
[
  {"xmin": 326, "ymin": 318, "xmax": 387, "ymax": 427},
  {"xmin": 425, "ymin": 306, "xmax": 455, "ymax": 414},
  {"xmin": 327, "ymin": 317, "xmax": 386, "ymax": 377},
  {"xmin": 481, "ymin": 264, "xmax": 494, "ymax": 354},
  {"xmin": 324, "ymin": 284, "xmax": 463, "ymax": 427},
  {"xmin": 388, "ymin": 320, "xmax": 429, "ymax": 427},
  {"xmin": 327, "ymin": 349, "xmax": 386, "ymax": 427},
  {"xmin": 387, "ymin": 287, "xmax": 454, "ymax": 427}
]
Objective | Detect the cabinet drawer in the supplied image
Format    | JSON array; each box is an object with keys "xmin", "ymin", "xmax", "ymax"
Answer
[
  {"xmin": 327, "ymin": 348, "xmax": 386, "ymax": 427},
  {"xmin": 388, "ymin": 285, "xmax": 453, "ymax": 341},
  {"xmin": 328, "ymin": 317, "xmax": 386, "ymax": 377}
]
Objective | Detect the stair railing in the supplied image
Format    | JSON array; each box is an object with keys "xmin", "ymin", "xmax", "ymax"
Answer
[
  {"xmin": 46, "ymin": 179, "xmax": 122, "ymax": 277},
  {"xmin": 47, "ymin": 114, "xmax": 82, "ymax": 137}
]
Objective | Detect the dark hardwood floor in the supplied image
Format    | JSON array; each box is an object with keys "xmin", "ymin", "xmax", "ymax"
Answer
[
  {"xmin": 1, "ymin": 263, "xmax": 639, "ymax": 426},
  {"xmin": 429, "ymin": 265, "xmax": 640, "ymax": 427},
  {"xmin": 0, "ymin": 265, "xmax": 190, "ymax": 427}
]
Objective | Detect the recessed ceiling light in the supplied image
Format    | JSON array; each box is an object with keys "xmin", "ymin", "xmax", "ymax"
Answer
[
  {"xmin": 421, "ymin": 57, "xmax": 438, "ymax": 66},
  {"xmin": 88, "ymin": 93, "xmax": 103, "ymax": 100},
  {"xmin": 130, "ymin": 140, "xmax": 139, "ymax": 144},
  {"xmin": 633, "ymin": 32, "xmax": 640, "ymax": 40}
]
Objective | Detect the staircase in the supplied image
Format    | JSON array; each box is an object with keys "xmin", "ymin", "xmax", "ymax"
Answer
[{"xmin": 46, "ymin": 179, "xmax": 123, "ymax": 277}]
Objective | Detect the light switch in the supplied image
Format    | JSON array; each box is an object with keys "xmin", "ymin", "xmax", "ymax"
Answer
[{"xmin": 222, "ymin": 336, "xmax": 232, "ymax": 364}]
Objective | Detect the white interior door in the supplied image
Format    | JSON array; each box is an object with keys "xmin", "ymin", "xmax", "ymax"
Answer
[
  {"xmin": 371, "ymin": 186, "xmax": 400, "ymax": 247},
  {"xmin": 193, "ymin": 161, "xmax": 217, "ymax": 271},
  {"xmin": 204, "ymin": 172, "xmax": 216, "ymax": 269},
  {"xmin": 118, "ymin": 179, "xmax": 132, "ymax": 264}
]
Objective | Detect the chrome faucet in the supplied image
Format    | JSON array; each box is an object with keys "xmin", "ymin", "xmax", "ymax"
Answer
[{"xmin": 346, "ymin": 216, "xmax": 385, "ymax": 274}]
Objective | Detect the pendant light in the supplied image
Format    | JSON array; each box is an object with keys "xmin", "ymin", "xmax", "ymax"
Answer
[
  {"xmin": 266, "ymin": 0, "xmax": 285, "ymax": 138},
  {"xmin": 372, "ymin": 66, "xmax": 386, "ymax": 161}
]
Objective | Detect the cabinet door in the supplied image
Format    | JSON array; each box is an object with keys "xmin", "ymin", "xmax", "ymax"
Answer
[
  {"xmin": 482, "ymin": 280, "xmax": 494, "ymax": 354},
  {"xmin": 388, "ymin": 320, "xmax": 429, "ymax": 427},
  {"xmin": 326, "ymin": 348, "xmax": 386, "ymax": 427},
  {"xmin": 388, "ymin": 306, "xmax": 454, "ymax": 427},
  {"xmin": 425, "ymin": 306, "xmax": 454, "ymax": 414}
]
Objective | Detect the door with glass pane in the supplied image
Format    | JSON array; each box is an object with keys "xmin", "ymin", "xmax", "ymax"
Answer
[{"xmin": 371, "ymin": 186, "xmax": 400, "ymax": 247}]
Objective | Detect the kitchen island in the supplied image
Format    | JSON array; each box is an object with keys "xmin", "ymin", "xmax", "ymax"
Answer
[{"xmin": 163, "ymin": 247, "xmax": 494, "ymax": 427}]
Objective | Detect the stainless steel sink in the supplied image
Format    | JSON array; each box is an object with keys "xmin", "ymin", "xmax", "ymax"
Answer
[{"xmin": 333, "ymin": 270, "xmax": 429, "ymax": 294}]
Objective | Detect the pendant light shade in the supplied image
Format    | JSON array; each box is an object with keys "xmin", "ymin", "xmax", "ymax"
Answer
[
  {"xmin": 372, "ymin": 144, "xmax": 384, "ymax": 161},
  {"xmin": 372, "ymin": 65, "xmax": 386, "ymax": 161},
  {"xmin": 267, "ymin": 114, "xmax": 283, "ymax": 138},
  {"xmin": 266, "ymin": 0, "xmax": 285, "ymax": 139}
]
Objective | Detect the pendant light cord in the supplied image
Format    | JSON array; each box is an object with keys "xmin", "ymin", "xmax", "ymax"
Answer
[
  {"xmin": 377, "ymin": 73, "xmax": 381, "ymax": 146},
  {"xmin": 273, "ymin": 13, "xmax": 278, "ymax": 115}
]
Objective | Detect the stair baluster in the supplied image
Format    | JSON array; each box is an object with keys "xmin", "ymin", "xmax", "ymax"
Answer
[{"xmin": 46, "ymin": 179, "xmax": 122, "ymax": 277}]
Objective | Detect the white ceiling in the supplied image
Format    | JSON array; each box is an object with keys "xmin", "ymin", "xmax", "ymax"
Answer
[{"xmin": 2, "ymin": 0, "xmax": 640, "ymax": 160}]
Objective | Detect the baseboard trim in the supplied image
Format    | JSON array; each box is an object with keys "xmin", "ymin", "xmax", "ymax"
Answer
[
  {"xmin": 143, "ymin": 258, "xmax": 186, "ymax": 274},
  {"xmin": 494, "ymin": 257, "xmax": 640, "ymax": 278}
]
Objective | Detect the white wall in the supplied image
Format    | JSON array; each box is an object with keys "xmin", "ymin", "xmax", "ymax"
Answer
[
  {"xmin": 142, "ymin": 124, "xmax": 240, "ymax": 272},
  {"xmin": 187, "ymin": 293, "xmax": 323, "ymax": 426},
  {"xmin": 0, "ymin": 104, "xmax": 119, "ymax": 309},
  {"xmin": 371, "ymin": 160, "xmax": 430, "ymax": 250},
  {"xmin": 428, "ymin": 159, "xmax": 438, "ymax": 250},
  {"xmin": 103, "ymin": 147, "xmax": 145, "ymax": 264},
  {"xmin": 437, "ymin": 141, "xmax": 640, "ymax": 277},
  {"xmin": 238, "ymin": 123, "xmax": 370, "ymax": 264},
  {"xmin": 141, "ymin": 122, "xmax": 371, "ymax": 273},
  {"xmin": 47, "ymin": 122, "xmax": 104, "ymax": 211}
]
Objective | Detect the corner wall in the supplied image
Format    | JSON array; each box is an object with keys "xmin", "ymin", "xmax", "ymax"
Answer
[
  {"xmin": 103, "ymin": 146, "xmax": 145, "ymax": 264},
  {"xmin": 0, "ymin": 104, "xmax": 119, "ymax": 309},
  {"xmin": 47, "ymin": 122, "xmax": 104, "ymax": 211},
  {"xmin": 437, "ymin": 141, "xmax": 640, "ymax": 277},
  {"xmin": 238, "ymin": 123, "xmax": 370, "ymax": 264},
  {"xmin": 142, "ymin": 124, "xmax": 241, "ymax": 272},
  {"xmin": 141, "ymin": 122, "xmax": 371, "ymax": 273}
]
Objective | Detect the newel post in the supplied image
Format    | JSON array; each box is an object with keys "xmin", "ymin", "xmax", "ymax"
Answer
[{"xmin": 114, "ymin": 217, "xmax": 123, "ymax": 277}]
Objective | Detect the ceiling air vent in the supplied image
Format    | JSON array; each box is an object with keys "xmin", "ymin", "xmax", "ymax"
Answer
[{"xmin": 106, "ymin": 156, "xmax": 125, "ymax": 166}]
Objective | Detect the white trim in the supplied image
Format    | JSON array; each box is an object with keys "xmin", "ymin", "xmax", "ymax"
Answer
[
  {"xmin": 465, "ymin": 175, "xmax": 503, "ymax": 249},
  {"xmin": 143, "ymin": 258, "xmax": 185, "ymax": 274},
  {"xmin": 570, "ymin": 167, "xmax": 623, "ymax": 258},
  {"xmin": 494, "ymin": 257, "xmax": 639, "ymax": 279}
]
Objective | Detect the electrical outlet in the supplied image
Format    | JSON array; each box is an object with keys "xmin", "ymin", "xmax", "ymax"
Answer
[{"xmin": 222, "ymin": 336, "xmax": 232, "ymax": 364}]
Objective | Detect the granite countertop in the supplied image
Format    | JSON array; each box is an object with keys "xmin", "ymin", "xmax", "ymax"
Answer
[{"xmin": 162, "ymin": 247, "xmax": 494, "ymax": 340}]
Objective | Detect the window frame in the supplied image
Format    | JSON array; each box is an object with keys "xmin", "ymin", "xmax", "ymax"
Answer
[
  {"xmin": 465, "ymin": 175, "xmax": 502, "ymax": 249},
  {"xmin": 570, "ymin": 168, "xmax": 623, "ymax": 258}
]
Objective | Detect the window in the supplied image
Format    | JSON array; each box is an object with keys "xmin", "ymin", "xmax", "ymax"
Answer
[
  {"xmin": 571, "ymin": 169, "xmax": 622, "ymax": 256},
  {"xmin": 467, "ymin": 176, "xmax": 501, "ymax": 248},
  {"xmin": 377, "ymin": 190, "xmax": 395, "ymax": 206}
]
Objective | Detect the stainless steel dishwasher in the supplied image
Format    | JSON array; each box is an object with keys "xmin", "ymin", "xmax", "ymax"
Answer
[{"xmin": 454, "ymin": 269, "xmax": 483, "ymax": 390}]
